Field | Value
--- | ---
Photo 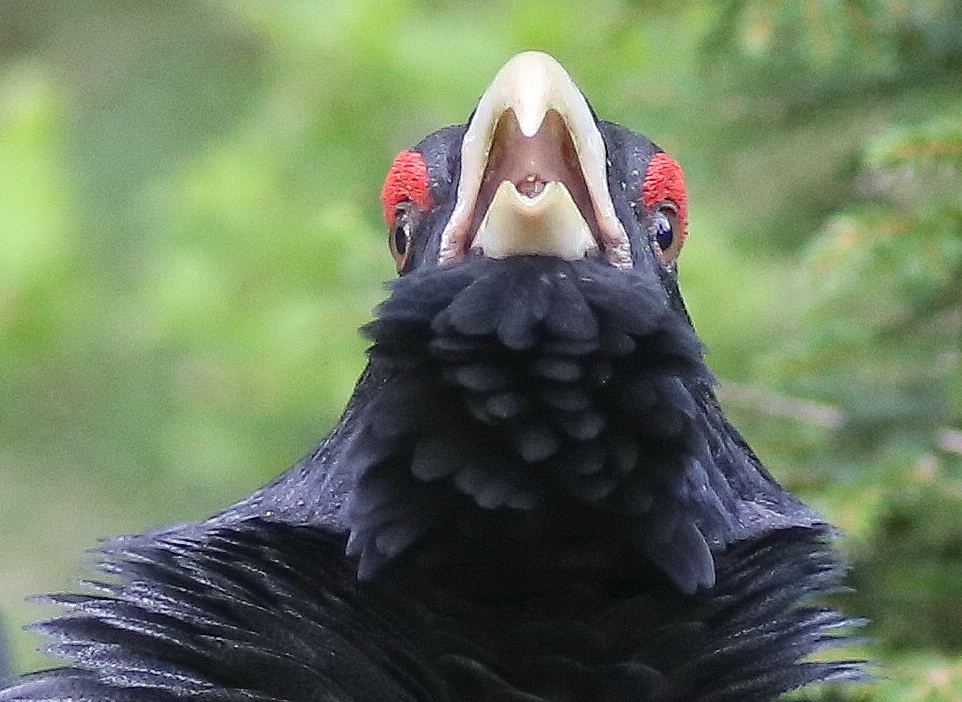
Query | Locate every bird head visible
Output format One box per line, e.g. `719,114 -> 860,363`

381,52 -> 686,298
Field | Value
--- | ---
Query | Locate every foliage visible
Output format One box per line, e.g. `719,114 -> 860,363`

0,1 -> 959,697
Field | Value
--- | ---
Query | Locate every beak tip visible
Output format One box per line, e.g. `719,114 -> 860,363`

495,52 -> 571,138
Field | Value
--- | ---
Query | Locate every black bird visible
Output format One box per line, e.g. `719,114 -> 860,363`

1,52 -> 861,702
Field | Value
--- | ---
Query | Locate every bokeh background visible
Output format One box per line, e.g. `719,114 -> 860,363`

1,1 -> 960,698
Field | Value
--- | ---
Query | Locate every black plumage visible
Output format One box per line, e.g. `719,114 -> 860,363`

4,524 -> 857,702
1,52 -> 863,702
348,255 -> 819,591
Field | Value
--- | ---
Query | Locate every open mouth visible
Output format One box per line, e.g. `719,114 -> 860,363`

438,52 -> 632,269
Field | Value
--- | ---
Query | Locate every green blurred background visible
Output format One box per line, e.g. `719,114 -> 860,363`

1,1 -> 960,698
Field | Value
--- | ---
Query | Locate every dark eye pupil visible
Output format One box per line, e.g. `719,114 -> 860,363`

393,221 -> 408,256
654,210 -> 674,251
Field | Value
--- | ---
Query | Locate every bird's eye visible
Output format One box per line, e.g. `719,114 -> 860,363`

651,203 -> 683,263
390,203 -> 414,271
640,153 -> 688,266
381,149 -> 433,274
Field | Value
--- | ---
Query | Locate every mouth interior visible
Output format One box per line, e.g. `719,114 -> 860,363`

467,109 -> 601,251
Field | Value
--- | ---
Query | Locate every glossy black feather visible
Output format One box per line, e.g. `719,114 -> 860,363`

0,521 -> 861,702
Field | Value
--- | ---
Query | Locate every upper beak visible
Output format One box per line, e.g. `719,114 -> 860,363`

438,51 -> 631,269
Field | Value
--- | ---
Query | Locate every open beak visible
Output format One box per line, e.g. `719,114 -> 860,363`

438,52 -> 631,269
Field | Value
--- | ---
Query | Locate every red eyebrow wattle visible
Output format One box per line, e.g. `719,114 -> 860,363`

641,152 -> 688,237
381,150 -> 433,227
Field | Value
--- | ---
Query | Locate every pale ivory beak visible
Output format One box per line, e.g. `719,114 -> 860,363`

438,51 -> 631,268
